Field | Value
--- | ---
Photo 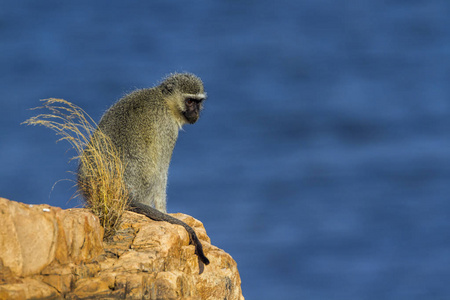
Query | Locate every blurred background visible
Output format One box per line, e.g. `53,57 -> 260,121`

1,1 -> 449,299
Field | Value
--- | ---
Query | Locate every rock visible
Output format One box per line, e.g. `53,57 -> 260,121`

0,198 -> 244,299
0,198 -> 103,277
0,278 -> 58,299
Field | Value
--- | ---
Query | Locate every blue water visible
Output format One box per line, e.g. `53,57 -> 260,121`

1,1 -> 449,299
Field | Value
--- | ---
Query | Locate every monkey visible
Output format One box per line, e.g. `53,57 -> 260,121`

77,73 -> 209,265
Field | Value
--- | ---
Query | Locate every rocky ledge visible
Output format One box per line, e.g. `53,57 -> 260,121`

0,197 -> 244,299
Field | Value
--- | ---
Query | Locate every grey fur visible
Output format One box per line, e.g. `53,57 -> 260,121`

96,73 -> 205,212
77,73 -> 209,265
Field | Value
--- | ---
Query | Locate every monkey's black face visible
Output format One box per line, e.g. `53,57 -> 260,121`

183,98 -> 203,124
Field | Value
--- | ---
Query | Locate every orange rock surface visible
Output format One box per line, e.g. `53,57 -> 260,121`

0,198 -> 244,300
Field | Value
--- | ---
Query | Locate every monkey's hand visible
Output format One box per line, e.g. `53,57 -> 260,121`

128,199 -> 210,265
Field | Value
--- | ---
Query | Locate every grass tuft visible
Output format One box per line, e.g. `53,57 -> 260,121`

23,98 -> 129,238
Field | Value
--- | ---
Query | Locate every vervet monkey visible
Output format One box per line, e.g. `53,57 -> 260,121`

77,73 -> 209,265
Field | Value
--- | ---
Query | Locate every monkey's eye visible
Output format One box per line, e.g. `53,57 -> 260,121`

186,98 -> 195,105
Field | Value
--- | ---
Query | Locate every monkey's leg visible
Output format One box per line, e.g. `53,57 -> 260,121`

125,167 -> 168,213
128,199 -> 210,265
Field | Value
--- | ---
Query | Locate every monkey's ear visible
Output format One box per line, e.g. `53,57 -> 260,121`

161,82 -> 174,95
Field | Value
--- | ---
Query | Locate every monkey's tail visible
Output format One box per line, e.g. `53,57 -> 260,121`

128,200 -> 210,265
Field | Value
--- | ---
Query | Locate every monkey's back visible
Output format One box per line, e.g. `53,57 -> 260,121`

98,88 -> 178,157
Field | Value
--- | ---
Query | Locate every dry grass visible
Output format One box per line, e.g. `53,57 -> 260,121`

23,98 -> 129,238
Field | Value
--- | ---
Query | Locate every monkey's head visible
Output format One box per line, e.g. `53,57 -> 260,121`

160,73 -> 206,125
